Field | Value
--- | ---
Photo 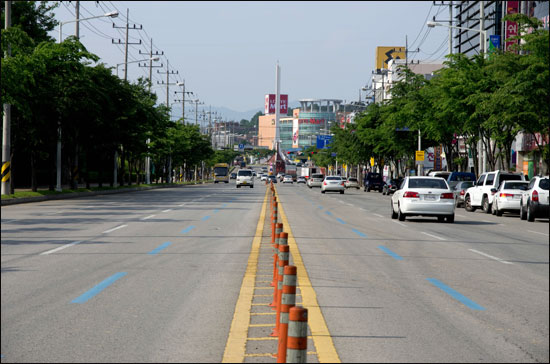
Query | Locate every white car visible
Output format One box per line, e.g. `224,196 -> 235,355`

345,177 -> 360,189
391,176 -> 455,222
260,174 -> 267,181
236,169 -> 254,188
283,175 -> 293,183
321,176 -> 345,194
307,173 -> 325,188
297,176 -> 306,184
520,176 -> 549,222
491,181 -> 529,216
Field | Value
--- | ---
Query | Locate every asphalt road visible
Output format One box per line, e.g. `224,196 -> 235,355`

1,177 -> 548,362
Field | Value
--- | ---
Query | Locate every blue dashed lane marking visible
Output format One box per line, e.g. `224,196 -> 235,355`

352,229 -> 367,238
378,245 -> 403,260
426,278 -> 486,310
71,272 -> 127,304
325,211 -> 333,216
148,242 -> 172,255
202,215 -> 211,221
336,218 -> 346,224
181,225 -> 195,234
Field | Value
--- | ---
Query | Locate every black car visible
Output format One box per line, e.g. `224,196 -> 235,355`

364,172 -> 384,192
382,178 -> 403,195
230,172 -> 237,179
268,175 -> 277,183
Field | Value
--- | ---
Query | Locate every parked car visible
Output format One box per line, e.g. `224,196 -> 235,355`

464,170 -> 525,213
382,177 -> 404,195
307,173 -> 325,188
447,172 -> 476,189
364,172 -> 384,192
236,169 -> 254,188
321,176 -> 345,194
491,181 -> 529,216
452,181 -> 475,207
520,176 -> 549,222
230,172 -> 237,179
297,176 -> 306,184
345,177 -> 360,189
283,175 -> 293,183
391,177 -> 455,222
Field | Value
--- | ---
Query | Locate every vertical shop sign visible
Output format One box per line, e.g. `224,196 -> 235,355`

505,1 -> 519,52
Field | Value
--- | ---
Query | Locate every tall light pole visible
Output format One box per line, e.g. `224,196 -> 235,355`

427,19 -> 488,174
55,11 -> 118,192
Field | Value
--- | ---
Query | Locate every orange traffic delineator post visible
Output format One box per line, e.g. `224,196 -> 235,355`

277,265 -> 297,363
270,232 -> 280,287
286,306 -> 308,363
270,231 -> 287,308
271,244 -> 289,336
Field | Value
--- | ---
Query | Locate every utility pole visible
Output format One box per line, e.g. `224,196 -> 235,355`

139,39 -> 163,91
433,1 -> 453,55
174,82 -> 193,124
2,0 -> 12,195
75,0 -> 80,38
157,59 -> 178,108
111,9 -> 141,187
480,0 -> 486,174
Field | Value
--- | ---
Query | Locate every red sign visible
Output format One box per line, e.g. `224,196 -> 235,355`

264,94 -> 288,114
505,1 -> 519,52
298,118 -> 325,125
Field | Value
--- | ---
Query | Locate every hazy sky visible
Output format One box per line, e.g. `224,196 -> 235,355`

52,1 -> 452,114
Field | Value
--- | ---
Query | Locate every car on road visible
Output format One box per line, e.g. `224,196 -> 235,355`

297,176 -> 306,184
391,176 -> 455,222
268,175 -> 277,183
345,177 -> 360,189
520,176 -> 549,222
382,177 -> 403,195
259,174 -> 267,181
464,170 -> 525,213
321,176 -> 345,194
452,181 -> 475,208
230,172 -> 237,179
491,181 -> 529,216
364,172 -> 384,192
428,171 -> 452,180
236,169 -> 254,188
447,172 -> 476,188
307,173 -> 325,188
283,175 -> 293,183
277,172 -> 285,181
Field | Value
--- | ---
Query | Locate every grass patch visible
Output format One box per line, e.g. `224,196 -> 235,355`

1,180 -> 215,200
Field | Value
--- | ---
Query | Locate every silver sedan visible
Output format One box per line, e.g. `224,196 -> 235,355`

321,176 -> 345,194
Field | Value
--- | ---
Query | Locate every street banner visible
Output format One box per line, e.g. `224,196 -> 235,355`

505,1 -> 519,52
264,94 -> 288,114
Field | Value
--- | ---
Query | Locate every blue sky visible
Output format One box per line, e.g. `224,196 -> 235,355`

51,1 -> 452,117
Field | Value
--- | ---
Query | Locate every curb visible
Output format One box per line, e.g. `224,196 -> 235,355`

1,182 -> 210,206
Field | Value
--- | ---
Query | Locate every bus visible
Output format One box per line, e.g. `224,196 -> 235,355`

213,163 -> 230,183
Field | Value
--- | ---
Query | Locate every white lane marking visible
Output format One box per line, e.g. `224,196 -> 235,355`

40,241 -> 82,255
392,220 -> 407,228
178,203 -> 186,207
360,207 -> 366,211
481,220 -> 492,223
338,200 -> 345,204
162,209 -> 173,213
2,219 -> 16,224
528,230 -> 548,237
373,213 -> 384,218
102,225 -> 128,234
468,249 -> 513,264
456,214 -> 467,218
421,232 -> 446,241
82,206 -> 94,209
141,215 -> 156,220
346,203 -> 353,206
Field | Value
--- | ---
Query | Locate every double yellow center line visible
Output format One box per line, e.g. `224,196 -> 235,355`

222,187 -> 340,362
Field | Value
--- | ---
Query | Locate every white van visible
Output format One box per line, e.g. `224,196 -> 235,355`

236,169 -> 254,188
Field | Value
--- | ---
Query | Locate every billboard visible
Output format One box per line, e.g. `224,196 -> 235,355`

264,94 -> 289,114
292,119 -> 299,148
316,135 -> 333,149
505,1 -> 519,52
375,46 -> 406,70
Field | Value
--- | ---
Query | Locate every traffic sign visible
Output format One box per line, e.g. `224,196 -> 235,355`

370,157 -> 374,167
415,151 -> 425,162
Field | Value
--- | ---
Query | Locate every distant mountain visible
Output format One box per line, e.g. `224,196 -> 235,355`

171,100 -> 301,122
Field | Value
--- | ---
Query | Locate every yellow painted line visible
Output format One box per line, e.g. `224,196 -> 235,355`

249,323 -> 275,327
222,188 -> 269,363
275,187 -> 341,363
251,312 -> 276,315
247,337 -> 278,341
251,303 -> 271,306
254,287 -> 274,290
256,280 -> 273,283
253,294 -> 273,297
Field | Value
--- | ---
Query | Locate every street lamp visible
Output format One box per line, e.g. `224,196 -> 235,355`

426,21 -> 488,56
55,10 -> 119,192
117,57 -> 159,78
